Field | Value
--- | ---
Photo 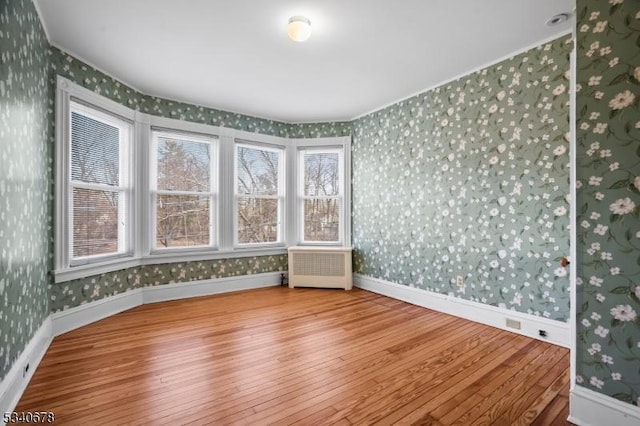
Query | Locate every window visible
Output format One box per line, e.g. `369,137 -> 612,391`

151,130 -> 217,250
55,77 -> 350,282
235,142 -> 285,246
68,101 -> 132,264
299,148 -> 343,243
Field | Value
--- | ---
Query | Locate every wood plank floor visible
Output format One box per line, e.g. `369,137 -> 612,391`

17,287 -> 572,425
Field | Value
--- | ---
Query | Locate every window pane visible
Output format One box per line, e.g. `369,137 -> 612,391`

71,111 -> 120,186
304,198 -> 340,242
237,146 -> 280,196
237,197 -> 278,244
304,152 -> 339,196
72,188 -> 119,258
157,137 -> 210,192
156,195 -> 210,248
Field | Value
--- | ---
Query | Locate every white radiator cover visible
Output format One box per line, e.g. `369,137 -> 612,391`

288,246 -> 353,290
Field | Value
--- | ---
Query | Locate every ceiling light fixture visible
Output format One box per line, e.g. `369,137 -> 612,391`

287,16 -> 311,42
546,13 -> 570,26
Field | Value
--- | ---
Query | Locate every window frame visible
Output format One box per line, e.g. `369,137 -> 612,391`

67,101 -> 134,265
291,137 -> 351,247
233,140 -> 286,248
55,77 -> 138,278
150,129 -> 219,253
297,147 -> 345,245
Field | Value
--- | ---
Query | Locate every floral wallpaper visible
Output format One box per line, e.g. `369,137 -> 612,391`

575,0 -> 640,408
0,0 -> 51,382
288,122 -> 352,138
50,255 -> 287,312
50,48 -> 353,140
352,36 -> 573,322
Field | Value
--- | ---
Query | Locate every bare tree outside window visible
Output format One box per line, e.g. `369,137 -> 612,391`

302,151 -> 341,242
155,136 -> 213,248
236,145 -> 281,244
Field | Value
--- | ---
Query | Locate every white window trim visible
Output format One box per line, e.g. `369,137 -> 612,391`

233,141 -> 287,248
150,129 -> 219,253
54,76 -> 351,283
55,77 -> 137,278
291,137 -> 351,247
297,147 -> 345,245
67,101 -> 134,265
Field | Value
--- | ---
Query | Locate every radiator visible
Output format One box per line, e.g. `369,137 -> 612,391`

288,246 -> 353,290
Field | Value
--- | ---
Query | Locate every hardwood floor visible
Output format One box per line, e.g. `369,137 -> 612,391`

17,286 -> 571,425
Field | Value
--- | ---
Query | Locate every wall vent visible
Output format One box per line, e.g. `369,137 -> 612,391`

288,247 -> 352,290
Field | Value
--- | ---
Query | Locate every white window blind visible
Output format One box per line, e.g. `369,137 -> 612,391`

69,101 -> 131,261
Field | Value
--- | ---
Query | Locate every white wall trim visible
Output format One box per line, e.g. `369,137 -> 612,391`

354,273 -> 570,348
51,288 -> 144,336
142,271 -> 282,304
569,385 -> 640,426
569,32 -> 578,387
0,318 -> 53,418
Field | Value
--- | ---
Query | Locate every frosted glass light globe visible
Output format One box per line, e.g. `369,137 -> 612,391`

288,16 -> 311,42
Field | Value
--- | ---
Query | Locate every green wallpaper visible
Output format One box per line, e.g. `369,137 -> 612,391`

288,122 -> 352,138
352,36 -> 573,321
50,256 -> 287,312
575,0 -> 640,407
0,0 -> 51,381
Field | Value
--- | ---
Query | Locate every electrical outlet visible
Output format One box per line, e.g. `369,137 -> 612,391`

506,318 -> 521,330
455,275 -> 464,288
280,272 -> 289,286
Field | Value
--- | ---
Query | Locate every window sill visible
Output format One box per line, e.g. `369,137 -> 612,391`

140,247 -> 287,264
54,257 -> 141,283
53,247 -> 288,284
296,241 -> 345,247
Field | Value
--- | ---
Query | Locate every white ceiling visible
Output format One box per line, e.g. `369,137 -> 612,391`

35,0 -> 574,123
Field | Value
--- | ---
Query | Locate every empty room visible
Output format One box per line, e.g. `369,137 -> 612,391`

1,0 -> 639,424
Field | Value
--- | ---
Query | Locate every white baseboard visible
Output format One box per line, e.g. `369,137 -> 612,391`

142,272 -> 282,304
569,385 -> 640,426
51,272 -> 281,336
51,288 -> 144,336
354,273 -> 570,348
0,318 -> 53,418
